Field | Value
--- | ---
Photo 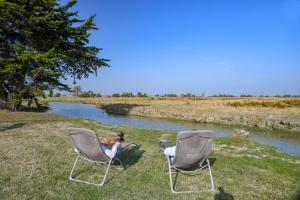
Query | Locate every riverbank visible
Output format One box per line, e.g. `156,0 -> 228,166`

0,111 -> 299,199
43,96 -> 300,133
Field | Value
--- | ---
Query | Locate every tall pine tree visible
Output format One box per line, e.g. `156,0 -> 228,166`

0,0 -> 109,111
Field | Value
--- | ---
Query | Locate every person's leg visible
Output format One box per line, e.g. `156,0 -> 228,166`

100,143 -> 120,158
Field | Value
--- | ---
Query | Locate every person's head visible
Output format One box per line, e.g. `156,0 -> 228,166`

117,132 -> 125,142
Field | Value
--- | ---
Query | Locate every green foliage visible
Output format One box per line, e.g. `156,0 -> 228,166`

180,92 -> 195,97
120,92 -> 135,97
0,0 -> 109,111
162,93 -> 178,97
72,86 -> 82,96
259,95 -> 269,97
136,92 -> 148,97
212,94 -> 235,97
112,93 -> 120,97
34,90 -> 46,98
79,90 -> 98,97
275,94 -> 300,97
48,89 -> 53,97
240,94 -> 254,97
54,93 -> 61,97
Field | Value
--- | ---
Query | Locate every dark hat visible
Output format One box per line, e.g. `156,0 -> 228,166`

117,131 -> 125,141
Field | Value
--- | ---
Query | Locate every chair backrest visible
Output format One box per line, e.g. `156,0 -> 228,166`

172,130 -> 213,168
68,128 -> 110,162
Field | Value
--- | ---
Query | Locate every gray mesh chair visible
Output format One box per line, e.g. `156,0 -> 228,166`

68,128 -> 124,186
162,130 -> 214,194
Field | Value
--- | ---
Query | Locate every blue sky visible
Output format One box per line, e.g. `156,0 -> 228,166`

64,0 -> 300,95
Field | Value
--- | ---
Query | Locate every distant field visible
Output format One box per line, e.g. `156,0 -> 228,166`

43,96 -> 300,132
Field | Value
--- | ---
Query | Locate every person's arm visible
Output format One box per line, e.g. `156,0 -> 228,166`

100,137 -> 120,146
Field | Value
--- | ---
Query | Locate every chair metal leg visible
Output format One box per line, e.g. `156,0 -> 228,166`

166,156 -> 215,194
99,159 -> 112,186
207,159 -> 215,191
69,153 -> 79,180
69,153 -> 113,186
166,156 -> 176,193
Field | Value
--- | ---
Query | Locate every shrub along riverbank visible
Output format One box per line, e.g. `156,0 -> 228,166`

0,111 -> 299,199
43,96 -> 300,133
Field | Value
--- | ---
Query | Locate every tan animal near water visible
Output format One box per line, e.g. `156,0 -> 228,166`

233,129 -> 250,137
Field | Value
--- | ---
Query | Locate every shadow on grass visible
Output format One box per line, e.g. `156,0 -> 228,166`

103,144 -> 144,184
214,187 -> 234,200
20,105 -> 49,112
0,123 -> 26,131
0,103 -> 49,113
294,188 -> 300,200
120,144 -> 144,169
71,165 -> 94,178
209,158 -> 216,167
101,104 -> 145,115
173,158 -> 217,173
171,158 -> 217,191
0,120 -> 66,132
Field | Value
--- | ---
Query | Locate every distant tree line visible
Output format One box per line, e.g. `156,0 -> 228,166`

162,93 -> 178,97
59,87 -> 300,98
79,91 -> 102,97
108,93 -> 300,98
111,92 -> 148,97
71,86 -> 101,97
211,94 -> 235,97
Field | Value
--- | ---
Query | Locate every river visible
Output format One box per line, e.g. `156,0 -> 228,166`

47,102 -> 300,156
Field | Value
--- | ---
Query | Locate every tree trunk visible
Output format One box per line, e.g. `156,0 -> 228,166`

11,71 -> 25,112
12,101 -> 21,112
11,90 -> 23,112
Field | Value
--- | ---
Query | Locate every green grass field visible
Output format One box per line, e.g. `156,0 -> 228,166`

0,111 -> 299,199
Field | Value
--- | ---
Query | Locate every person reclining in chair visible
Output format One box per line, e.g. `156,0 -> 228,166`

100,132 -> 125,158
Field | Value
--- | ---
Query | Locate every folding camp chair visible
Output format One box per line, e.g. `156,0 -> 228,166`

68,128 -> 126,186
160,130 -> 214,194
